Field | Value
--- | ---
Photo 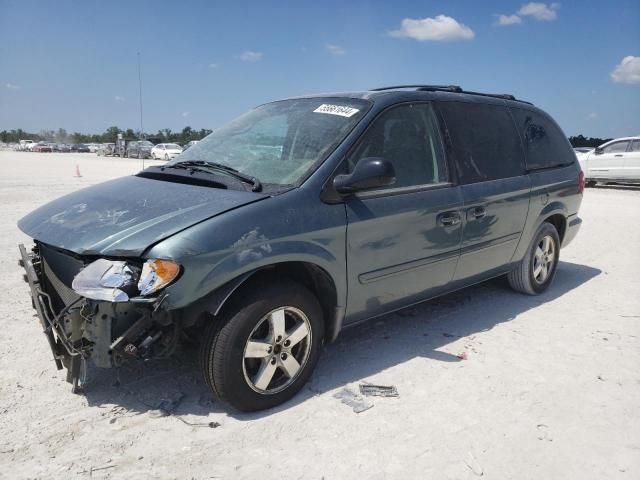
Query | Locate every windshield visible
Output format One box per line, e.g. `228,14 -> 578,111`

171,97 -> 370,186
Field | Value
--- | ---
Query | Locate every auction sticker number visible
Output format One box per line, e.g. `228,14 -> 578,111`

313,104 -> 360,118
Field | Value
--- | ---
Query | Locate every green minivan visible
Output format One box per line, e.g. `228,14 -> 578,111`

18,85 -> 583,411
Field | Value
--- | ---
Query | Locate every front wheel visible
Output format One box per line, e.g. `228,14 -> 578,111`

199,281 -> 324,411
508,222 -> 560,295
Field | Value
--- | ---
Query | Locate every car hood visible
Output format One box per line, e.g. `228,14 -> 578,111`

18,175 -> 268,257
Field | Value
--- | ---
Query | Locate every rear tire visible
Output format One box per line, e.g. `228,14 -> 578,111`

199,281 -> 324,412
508,222 -> 560,295
586,180 -> 597,187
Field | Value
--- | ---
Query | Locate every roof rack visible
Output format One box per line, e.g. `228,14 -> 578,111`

371,84 -> 462,92
369,85 -> 532,105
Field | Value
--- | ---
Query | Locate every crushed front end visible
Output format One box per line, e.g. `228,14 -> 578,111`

19,242 -> 181,392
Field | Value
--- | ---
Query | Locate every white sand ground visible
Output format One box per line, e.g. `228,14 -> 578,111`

0,151 -> 638,479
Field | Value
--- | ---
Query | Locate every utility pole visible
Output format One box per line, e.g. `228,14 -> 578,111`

137,52 -> 145,169
137,52 -> 144,138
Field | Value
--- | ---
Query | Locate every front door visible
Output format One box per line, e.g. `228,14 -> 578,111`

343,102 -> 463,322
589,140 -> 630,179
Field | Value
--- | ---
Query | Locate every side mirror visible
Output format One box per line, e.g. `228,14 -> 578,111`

333,157 -> 396,194
594,147 -> 603,155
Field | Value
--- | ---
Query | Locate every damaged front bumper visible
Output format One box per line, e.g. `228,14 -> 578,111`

18,243 -> 178,392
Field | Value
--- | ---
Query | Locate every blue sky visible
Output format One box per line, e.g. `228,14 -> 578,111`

1,0 -> 638,138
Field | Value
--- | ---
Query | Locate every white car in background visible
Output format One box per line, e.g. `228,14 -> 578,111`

573,147 -> 593,161
579,136 -> 640,186
151,143 -> 183,160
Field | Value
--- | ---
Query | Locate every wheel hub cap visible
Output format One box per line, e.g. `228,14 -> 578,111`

242,307 -> 312,394
533,234 -> 556,284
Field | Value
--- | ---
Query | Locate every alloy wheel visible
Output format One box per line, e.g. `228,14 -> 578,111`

242,307 -> 312,394
533,235 -> 555,284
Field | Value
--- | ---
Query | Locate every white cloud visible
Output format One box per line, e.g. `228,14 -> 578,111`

208,63 -> 220,69
325,44 -> 346,55
114,95 -> 125,102
610,55 -> 640,84
239,51 -> 262,62
587,112 -> 598,119
495,14 -> 522,26
181,111 -> 190,118
517,2 -> 559,21
5,83 -> 21,90
389,15 -> 475,41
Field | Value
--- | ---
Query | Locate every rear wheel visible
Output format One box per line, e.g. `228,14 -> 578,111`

199,281 -> 324,412
508,222 -> 560,295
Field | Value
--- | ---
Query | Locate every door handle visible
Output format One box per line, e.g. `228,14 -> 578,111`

437,211 -> 461,226
467,206 -> 486,220
614,154 -> 623,157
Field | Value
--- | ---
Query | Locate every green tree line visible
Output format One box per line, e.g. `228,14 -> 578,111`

0,126 -> 213,145
0,128 -> 614,149
568,135 -> 613,148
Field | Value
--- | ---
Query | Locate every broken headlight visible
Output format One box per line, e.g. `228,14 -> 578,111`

72,259 -> 138,302
72,258 -> 180,302
137,259 -> 180,296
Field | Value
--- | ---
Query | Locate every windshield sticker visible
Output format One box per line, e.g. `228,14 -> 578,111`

313,104 -> 360,118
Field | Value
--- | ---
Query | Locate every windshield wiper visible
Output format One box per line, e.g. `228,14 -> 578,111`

167,161 -> 262,192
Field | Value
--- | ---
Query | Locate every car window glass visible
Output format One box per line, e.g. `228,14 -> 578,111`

509,108 -> 574,170
348,103 -> 448,189
630,140 -> 640,152
176,98 -> 369,186
603,141 -> 629,153
439,102 -> 524,183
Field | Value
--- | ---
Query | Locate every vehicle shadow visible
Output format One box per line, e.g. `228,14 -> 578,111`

83,260 -> 600,420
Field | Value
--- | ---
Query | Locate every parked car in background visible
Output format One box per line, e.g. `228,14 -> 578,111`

578,136 -> 640,185
53,144 -> 71,152
87,143 -> 101,153
573,147 -> 593,163
126,140 -> 155,159
18,140 -> 35,151
96,143 -> 115,156
32,143 -> 52,152
183,140 -> 200,151
70,144 -> 90,153
151,143 -> 183,160
17,85 -> 583,411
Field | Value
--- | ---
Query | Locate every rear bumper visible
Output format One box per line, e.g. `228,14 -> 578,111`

562,214 -> 582,248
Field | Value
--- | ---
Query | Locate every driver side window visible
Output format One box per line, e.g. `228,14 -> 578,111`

348,103 -> 448,189
602,141 -> 629,153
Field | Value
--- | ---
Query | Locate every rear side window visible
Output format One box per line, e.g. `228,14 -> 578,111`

511,108 -> 575,170
438,102 -> 524,184
630,140 -> 640,152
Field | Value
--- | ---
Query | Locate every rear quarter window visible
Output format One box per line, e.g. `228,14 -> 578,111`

438,101 -> 524,184
510,108 -> 575,170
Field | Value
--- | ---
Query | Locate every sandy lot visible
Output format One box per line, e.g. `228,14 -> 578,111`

0,151 -> 638,479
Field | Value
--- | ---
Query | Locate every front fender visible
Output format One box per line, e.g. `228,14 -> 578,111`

161,239 -> 344,311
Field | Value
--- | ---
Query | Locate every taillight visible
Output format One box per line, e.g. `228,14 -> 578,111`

578,170 -> 585,194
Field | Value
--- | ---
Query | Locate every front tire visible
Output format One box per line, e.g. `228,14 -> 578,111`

508,222 -> 560,295
199,281 -> 324,412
